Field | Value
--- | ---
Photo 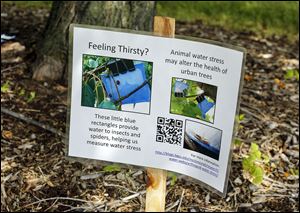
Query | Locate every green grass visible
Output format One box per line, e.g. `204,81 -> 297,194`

2,1 -> 52,9
157,1 -> 299,39
2,1 -> 299,39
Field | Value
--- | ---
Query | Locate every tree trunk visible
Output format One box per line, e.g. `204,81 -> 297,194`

32,1 -> 156,82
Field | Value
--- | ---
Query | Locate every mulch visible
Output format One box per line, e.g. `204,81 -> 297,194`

1,4 -> 299,212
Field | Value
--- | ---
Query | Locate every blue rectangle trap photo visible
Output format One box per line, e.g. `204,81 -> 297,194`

100,62 -> 151,104
82,55 -> 153,114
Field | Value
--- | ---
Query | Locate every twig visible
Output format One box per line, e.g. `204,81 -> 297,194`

166,200 -> 180,212
262,133 -> 282,145
103,182 -> 138,194
24,178 -> 175,211
80,173 -> 103,180
176,189 -> 185,212
184,94 -> 200,98
97,179 -> 175,210
85,71 -> 107,103
83,63 -> 107,77
1,183 -> 7,199
1,107 -> 65,137
1,63 -> 24,73
1,139 -> 10,144
44,199 -> 59,212
89,189 -> 148,210
23,197 -> 93,208
58,203 -> 91,212
122,190 -> 146,202
240,107 -> 262,121
264,176 -> 299,189
116,179 -> 175,204
132,170 -> 143,178
114,77 -> 152,105
240,103 -> 267,120
257,193 -> 296,198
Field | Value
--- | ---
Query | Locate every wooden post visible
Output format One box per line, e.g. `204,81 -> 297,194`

145,16 -> 175,212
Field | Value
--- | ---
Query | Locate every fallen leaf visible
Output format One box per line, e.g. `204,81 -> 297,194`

274,78 -> 285,89
244,74 -> 253,81
2,130 -> 13,139
284,172 -> 290,178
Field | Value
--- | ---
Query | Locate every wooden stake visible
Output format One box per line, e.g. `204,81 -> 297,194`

153,16 -> 175,37
145,16 -> 175,212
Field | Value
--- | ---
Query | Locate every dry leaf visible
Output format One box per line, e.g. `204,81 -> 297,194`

274,78 -> 285,89
2,130 -> 13,139
244,74 -> 253,81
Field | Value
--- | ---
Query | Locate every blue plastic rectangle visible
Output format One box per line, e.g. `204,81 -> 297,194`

100,63 -> 150,104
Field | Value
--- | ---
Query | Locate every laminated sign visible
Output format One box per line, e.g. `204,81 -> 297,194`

67,24 -> 246,196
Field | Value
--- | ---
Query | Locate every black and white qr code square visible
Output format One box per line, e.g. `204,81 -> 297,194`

156,117 -> 183,145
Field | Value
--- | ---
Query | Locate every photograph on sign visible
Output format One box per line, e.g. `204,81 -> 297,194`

68,24 -> 246,196
82,54 -> 153,114
184,119 -> 222,160
170,77 -> 217,123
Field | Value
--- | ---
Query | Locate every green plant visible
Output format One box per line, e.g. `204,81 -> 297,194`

234,114 -> 245,135
238,114 -> 245,121
242,143 -> 266,185
234,138 -> 243,147
27,91 -> 36,103
102,164 -> 121,173
290,168 -> 299,176
1,81 -> 11,93
167,172 -> 178,186
284,69 -> 299,81
18,88 -> 25,96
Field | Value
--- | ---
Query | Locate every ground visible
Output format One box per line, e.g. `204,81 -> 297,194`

1,4 -> 299,212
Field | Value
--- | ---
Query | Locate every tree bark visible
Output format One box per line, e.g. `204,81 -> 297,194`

32,1 -> 156,82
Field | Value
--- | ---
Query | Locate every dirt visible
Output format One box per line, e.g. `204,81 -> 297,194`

1,4 -> 299,212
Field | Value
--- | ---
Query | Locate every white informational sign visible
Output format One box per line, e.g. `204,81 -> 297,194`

67,24 -> 246,195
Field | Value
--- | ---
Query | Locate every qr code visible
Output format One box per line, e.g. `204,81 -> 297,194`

156,117 -> 183,145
